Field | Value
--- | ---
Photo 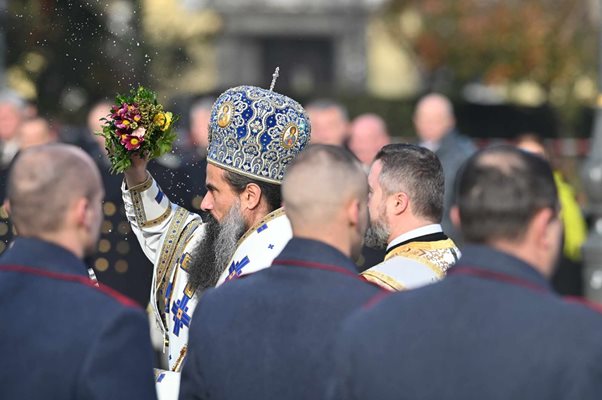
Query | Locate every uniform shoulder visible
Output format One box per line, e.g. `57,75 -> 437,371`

90,282 -> 141,309
0,263 -> 140,310
57,276 -> 144,325
561,296 -> 602,321
49,268 -> 141,310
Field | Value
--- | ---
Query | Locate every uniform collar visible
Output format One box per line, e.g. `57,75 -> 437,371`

387,224 -> 443,250
274,237 -> 358,275
453,244 -> 552,291
0,237 -> 89,278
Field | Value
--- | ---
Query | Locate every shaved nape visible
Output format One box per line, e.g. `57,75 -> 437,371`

282,145 -> 367,229
7,144 -> 101,236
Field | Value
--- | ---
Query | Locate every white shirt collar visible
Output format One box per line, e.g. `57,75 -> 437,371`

387,224 -> 443,250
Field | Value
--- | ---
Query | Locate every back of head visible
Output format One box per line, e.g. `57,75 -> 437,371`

456,145 -> 558,244
375,143 -> 444,223
283,144 -> 367,230
7,143 -> 102,237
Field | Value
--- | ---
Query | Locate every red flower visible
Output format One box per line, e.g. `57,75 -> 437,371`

120,134 -> 144,151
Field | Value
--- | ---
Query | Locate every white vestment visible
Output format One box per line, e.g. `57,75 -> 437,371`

122,174 -> 292,399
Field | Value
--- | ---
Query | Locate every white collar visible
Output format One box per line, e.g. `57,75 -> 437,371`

387,224 -> 443,250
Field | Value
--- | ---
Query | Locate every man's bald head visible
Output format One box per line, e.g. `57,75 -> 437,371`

282,144 -> 367,230
413,93 -> 455,143
349,114 -> 391,166
7,144 -> 103,236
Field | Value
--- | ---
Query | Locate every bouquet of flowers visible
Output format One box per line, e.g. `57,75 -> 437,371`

98,86 -> 178,173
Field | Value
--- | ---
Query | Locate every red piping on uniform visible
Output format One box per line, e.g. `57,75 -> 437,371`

449,266 -> 548,293
276,259 -> 360,278
0,264 -> 139,308
451,266 -> 602,314
276,259 -> 388,291
362,291 -> 391,309
562,295 -> 602,314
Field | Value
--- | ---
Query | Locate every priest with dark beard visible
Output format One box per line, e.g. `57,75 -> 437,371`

120,84 -> 311,399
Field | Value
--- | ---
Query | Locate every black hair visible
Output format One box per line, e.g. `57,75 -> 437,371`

375,143 -> 444,223
456,145 -> 559,243
224,170 -> 282,212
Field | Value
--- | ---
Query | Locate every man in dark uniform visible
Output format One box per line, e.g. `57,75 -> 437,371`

330,145 -> 602,400
0,144 -> 156,399
179,145 -> 386,400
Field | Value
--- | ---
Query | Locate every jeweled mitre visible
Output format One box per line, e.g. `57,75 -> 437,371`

207,86 -> 311,184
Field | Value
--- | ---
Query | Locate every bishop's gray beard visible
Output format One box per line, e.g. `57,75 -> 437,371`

187,203 -> 247,294
364,217 -> 390,250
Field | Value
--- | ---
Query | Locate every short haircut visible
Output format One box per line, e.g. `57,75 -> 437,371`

224,170 -> 282,212
7,144 -> 102,235
282,144 -> 367,227
456,145 -> 559,243
374,144 -> 444,222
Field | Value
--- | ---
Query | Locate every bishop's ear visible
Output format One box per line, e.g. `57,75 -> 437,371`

241,182 -> 263,211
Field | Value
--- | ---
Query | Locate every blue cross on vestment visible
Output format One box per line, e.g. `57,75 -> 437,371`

171,294 -> 191,337
164,282 -> 173,314
228,256 -> 250,278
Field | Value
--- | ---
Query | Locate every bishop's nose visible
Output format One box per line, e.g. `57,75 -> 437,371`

200,192 -> 213,212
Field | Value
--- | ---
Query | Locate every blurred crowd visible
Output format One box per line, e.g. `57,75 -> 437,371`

0,88 -> 587,304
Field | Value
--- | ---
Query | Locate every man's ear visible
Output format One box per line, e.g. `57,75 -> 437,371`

450,205 -> 461,230
241,183 -> 262,211
346,198 -> 360,227
390,192 -> 409,216
529,207 -> 560,250
71,197 -> 90,228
